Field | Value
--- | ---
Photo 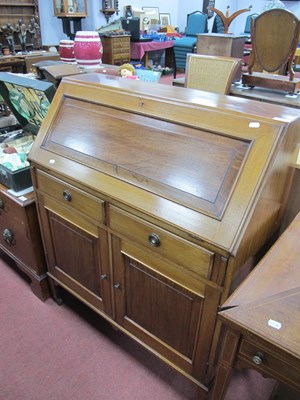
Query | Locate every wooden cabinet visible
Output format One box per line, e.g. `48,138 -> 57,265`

29,73 -> 300,398
110,205 -> 220,379
101,35 -> 130,66
34,170 -> 112,314
0,184 -> 48,300
0,1 -> 41,53
196,34 -> 247,81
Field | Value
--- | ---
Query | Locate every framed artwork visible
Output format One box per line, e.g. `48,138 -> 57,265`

142,7 -> 160,24
159,13 -> 171,26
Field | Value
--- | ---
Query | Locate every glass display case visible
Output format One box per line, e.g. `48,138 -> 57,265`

53,0 -> 87,18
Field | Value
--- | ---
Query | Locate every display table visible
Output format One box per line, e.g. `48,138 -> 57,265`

210,212 -> 300,400
130,40 -> 174,68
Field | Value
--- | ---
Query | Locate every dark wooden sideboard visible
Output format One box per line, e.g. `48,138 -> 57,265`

210,212 -> 300,400
28,75 -> 300,398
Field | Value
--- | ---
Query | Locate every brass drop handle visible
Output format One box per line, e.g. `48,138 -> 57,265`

3,228 -> 15,246
63,189 -> 72,201
148,233 -> 160,247
252,352 -> 264,365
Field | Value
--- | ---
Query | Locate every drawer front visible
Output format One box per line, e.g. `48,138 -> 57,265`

239,339 -> 300,387
112,38 -> 130,50
36,171 -> 105,223
0,194 -> 40,269
113,53 -> 130,61
109,206 -> 214,280
113,43 -> 130,51
115,47 -> 130,55
0,193 -> 27,240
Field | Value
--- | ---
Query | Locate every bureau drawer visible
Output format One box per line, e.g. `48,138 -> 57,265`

109,206 -> 214,280
35,171 -> 105,223
239,339 -> 300,388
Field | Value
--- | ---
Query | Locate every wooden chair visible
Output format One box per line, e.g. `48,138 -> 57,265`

242,9 -> 300,93
184,54 -> 242,95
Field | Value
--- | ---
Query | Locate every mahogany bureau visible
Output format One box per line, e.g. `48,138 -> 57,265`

28,74 -> 300,398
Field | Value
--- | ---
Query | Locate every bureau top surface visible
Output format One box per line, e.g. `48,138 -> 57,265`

28,73 -> 300,252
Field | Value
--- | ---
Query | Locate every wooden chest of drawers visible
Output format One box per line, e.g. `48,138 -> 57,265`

0,184 -> 48,300
29,73 -> 300,398
101,35 -> 130,66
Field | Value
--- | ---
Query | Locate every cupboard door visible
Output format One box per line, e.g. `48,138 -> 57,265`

112,235 -> 220,379
37,193 -> 112,316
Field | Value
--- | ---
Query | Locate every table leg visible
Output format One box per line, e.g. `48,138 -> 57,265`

209,327 -> 240,400
143,53 -> 149,68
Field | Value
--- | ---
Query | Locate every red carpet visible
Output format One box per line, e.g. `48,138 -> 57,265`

0,255 -> 276,400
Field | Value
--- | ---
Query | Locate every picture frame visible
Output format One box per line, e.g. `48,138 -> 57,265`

142,7 -> 160,24
159,13 -> 171,27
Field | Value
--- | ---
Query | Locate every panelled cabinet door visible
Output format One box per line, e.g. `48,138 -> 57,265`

37,192 -> 112,316
111,234 -> 221,380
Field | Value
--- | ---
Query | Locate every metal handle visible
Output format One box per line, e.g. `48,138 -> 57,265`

100,274 -> 107,280
63,189 -> 72,201
114,283 -> 121,289
148,233 -> 160,247
252,352 -> 264,365
3,228 -> 15,246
